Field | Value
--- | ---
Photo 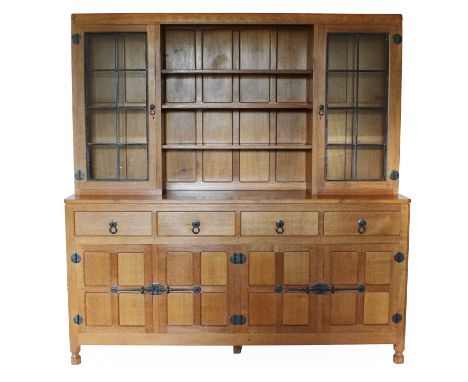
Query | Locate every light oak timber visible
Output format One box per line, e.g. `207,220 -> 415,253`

68,12 -> 408,365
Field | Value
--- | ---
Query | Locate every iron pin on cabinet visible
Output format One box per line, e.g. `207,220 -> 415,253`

66,13 -> 408,365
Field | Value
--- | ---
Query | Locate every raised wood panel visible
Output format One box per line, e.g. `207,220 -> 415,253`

158,211 -> 236,236
239,151 -> 270,182
201,293 -> 227,326
203,111 -> 232,143
276,151 -> 306,181
167,293 -> 194,326
282,294 -> 309,325
166,251 -> 193,285
75,212 -> 152,236
283,252 -> 310,284
240,29 -> 270,70
324,212 -> 401,236
117,252 -> 145,286
239,111 -> 270,144
201,252 -> 228,285
165,111 -> 196,144
202,151 -> 233,181
166,76 -> 196,103
363,292 -> 390,325
119,294 -> 146,326
165,150 -> 197,182
277,77 -> 307,103
365,252 -> 391,284
241,211 -> 318,236
85,293 -> 112,326
330,294 -> 357,325
277,29 -> 308,70
331,252 -> 359,284
249,293 -> 276,325
276,112 -> 307,144
249,252 -> 276,285
165,29 -> 196,69
84,251 -> 111,286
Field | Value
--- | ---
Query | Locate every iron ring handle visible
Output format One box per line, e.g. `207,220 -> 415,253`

276,219 -> 285,235
192,219 -> 200,234
358,218 -> 366,234
149,104 -> 156,116
109,219 -> 118,234
318,104 -> 325,116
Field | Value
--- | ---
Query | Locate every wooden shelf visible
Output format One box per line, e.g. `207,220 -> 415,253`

162,69 -> 313,75
162,144 -> 312,150
162,103 -> 312,110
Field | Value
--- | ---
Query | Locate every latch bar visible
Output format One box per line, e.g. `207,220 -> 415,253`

274,283 -> 365,295
110,283 -> 201,295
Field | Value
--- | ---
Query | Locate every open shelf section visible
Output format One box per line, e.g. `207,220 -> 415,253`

162,69 -> 313,75
162,144 -> 312,150
162,103 -> 312,110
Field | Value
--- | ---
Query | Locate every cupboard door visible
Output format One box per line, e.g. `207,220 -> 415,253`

156,246 -> 235,333
240,246 -> 318,333
72,245 -> 153,332
322,244 -> 404,332
316,25 -> 402,195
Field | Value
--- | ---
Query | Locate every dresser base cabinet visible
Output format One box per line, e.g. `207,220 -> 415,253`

65,198 -> 409,364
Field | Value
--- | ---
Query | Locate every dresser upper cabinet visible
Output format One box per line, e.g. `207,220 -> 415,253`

71,19 -> 402,196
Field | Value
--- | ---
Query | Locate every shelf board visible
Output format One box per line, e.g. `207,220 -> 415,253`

162,69 -> 313,75
162,103 -> 312,110
162,144 -> 312,150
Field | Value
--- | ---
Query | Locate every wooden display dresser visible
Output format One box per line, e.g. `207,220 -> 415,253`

66,13 -> 409,365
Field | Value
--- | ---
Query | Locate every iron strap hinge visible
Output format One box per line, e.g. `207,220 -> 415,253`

274,283 -> 365,295
110,283 -> 201,295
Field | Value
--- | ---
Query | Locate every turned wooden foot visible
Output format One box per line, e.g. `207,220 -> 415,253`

71,346 -> 81,365
233,345 -> 242,354
393,344 -> 404,364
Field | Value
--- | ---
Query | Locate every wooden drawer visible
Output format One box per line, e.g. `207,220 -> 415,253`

157,212 -> 235,236
74,212 -> 152,236
241,212 -> 319,236
324,212 -> 401,236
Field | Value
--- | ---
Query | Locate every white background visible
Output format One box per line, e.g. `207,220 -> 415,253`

0,0 -> 466,380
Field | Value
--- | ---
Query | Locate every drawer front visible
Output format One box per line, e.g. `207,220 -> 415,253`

74,212 -> 152,236
157,212 -> 235,236
241,212 -> 319,236
324,212 -> 401,236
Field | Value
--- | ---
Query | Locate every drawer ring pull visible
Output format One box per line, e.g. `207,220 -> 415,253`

358,218 -> 366,234
109,219 -> 118,234
276,219 -> 285,235
192,219 -> 201,234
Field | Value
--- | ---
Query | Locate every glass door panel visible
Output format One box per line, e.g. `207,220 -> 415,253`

325,33 -> 389,181
85,33 -> 148,181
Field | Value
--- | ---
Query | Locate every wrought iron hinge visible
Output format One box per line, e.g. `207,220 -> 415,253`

73,314 -> 84,325
392,313 -> 403,324
110,283 -> 201,295
72,34 -> 81,44
393,34 -> 402,44
70,253 -> 81,264
230,315 -> 246,325
394,252 -> 405,263
230,252 -> 247,264
389,170 -> 399,180
274,283 -> 365,295
74,169 -> 84,181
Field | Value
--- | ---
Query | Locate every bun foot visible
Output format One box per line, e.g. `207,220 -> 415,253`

71,353 -> 81,365
233,345 -> 242,354
393,344 -> 404,364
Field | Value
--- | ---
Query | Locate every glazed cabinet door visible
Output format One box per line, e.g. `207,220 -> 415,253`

315,24 -> 402,194
70,245 -> 154,332
240,245 -> 318,332
71,25 -> 159,195
322,244 -> 406,332
156,246 -> 236,333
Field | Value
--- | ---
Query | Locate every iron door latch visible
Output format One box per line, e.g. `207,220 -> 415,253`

110,283 -> 201,295
230,315 -> 246,325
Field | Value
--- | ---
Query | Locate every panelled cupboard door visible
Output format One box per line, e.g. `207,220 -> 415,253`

156,246 -> 236,333
240,246 -> 318,333
315,24 -> 402,195
71,24 -> 159,195
71,245 -> 153,333
322,244 -> 405,332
